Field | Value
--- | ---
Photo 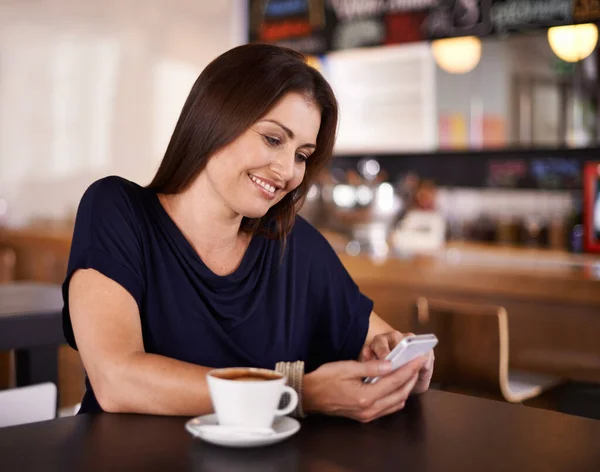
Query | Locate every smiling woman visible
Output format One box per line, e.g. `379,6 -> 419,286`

196,92 -> 321,220
148,44 -> 337,240
61,43 -> 433,422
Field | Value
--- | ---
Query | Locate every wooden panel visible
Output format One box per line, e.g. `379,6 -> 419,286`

0,355 -> 10,390
0,228 -> 71,283
0,247 -> 16,389
58,346 -> 85,408
414,298 -> 506,396
354,271 -> 600,384
340,250 -> 600,307
0,246 -> 16,283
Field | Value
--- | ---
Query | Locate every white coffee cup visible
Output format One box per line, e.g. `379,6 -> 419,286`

206,367 -> 298,429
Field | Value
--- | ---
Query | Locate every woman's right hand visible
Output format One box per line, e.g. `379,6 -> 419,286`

302,356 -> 428,423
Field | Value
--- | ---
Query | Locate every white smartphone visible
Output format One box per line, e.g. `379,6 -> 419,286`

363,334 -> 438,384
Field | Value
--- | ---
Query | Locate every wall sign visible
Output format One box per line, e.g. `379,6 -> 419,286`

249,1 -> 594,54
489,0 -> 572,34
249,0 -> 433,54
424,0 -> 494,39
249,0 -> 328,54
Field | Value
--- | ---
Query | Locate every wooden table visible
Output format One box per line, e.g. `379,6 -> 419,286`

1,390 -> 599,472
0,282 -> 65,407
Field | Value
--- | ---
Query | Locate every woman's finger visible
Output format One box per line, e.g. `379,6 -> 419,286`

360,373 -> 419,422
372,331 -> 411,359
371,335 -> 392,359
371,400 -> 407,421
390,331 -> 406,345
364,356 -> 427,400
373,371 -> 419,411
419,351 -> 434,376
412,351 -> 435,394
360,345 -> 376,362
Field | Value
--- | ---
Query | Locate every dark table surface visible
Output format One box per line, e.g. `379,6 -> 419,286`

1,389 -> 599,472
0,282 -> 65,351
0,282 -> 65,403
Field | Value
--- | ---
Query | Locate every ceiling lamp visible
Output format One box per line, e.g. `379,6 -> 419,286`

548,23 -> 598,63
305,55 -> 322,71
431,36 -> 482,74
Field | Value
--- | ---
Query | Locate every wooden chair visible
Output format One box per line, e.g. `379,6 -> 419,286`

413,297 -> 562,403
0,247 -> 16,390
0,246 -> 16,283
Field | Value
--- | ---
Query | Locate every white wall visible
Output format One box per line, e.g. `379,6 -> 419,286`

506,33 -> 562,147
0,0 -> 246,226
325,43 -> 437,155
434,32 -> 561,149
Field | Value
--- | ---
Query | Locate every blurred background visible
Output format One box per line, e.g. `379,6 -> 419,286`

1,1 -> 600,421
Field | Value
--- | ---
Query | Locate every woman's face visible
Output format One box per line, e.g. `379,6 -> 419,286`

201,92 -> 322,219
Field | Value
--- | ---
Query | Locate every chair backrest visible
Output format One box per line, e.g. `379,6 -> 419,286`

0,246 -> 16,283
0,247 -> 17,389
0,383 -> 57,428
413,297 -> 510,397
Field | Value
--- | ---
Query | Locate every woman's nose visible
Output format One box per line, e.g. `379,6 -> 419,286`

270,151 -> 295,182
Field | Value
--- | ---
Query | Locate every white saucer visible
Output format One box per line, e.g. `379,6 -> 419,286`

185,414 -> 301,448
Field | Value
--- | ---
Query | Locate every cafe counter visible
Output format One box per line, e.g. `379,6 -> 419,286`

322,230 -> 600,384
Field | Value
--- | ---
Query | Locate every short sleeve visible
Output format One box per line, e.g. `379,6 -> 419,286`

297,219 -> 373,371
62,176 -> 145,350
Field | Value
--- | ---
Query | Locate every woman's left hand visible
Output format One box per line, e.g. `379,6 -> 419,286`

359,331 -> 434,395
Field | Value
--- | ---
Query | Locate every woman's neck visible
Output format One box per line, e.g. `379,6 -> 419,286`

158,184 -> 245,255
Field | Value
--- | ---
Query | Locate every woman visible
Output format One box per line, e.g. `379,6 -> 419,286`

62,44 -> 434,422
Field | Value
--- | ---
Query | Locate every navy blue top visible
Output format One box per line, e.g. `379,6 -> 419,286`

62,176 -> 373,414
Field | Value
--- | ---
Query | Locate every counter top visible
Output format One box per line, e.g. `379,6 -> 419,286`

319,230 -> 600,306
3,224 -> 600,305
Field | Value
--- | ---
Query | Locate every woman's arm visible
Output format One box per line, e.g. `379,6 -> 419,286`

364,311 -> 396,345
70,268 -> 431,419
70,269 -> 213,416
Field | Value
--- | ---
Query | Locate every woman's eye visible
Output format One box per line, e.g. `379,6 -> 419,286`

295,153 -> 308,163
264,136 -> 281,146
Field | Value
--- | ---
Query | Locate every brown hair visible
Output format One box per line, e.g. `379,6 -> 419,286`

148,43 -> 338,241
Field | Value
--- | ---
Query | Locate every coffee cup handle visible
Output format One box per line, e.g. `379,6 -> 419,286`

275,386 -> 298,417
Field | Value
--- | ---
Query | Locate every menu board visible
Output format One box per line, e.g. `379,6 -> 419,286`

249,0 -> 586,54
323,43 -> 437,153
249,0 -> 329,55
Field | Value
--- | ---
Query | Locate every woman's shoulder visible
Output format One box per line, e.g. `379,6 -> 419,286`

79,176 -> 147,216
84,175 -> 143,201
291,215 -> 324,240
289,216 -> 335,254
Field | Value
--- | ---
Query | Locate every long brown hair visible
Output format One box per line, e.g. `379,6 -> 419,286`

148,43 -> 338,241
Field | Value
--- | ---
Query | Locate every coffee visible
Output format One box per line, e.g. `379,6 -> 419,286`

210,368 -> 282,382
230,375 -> 271,382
